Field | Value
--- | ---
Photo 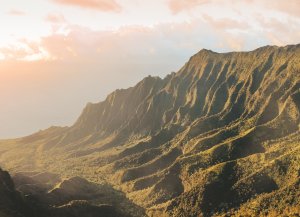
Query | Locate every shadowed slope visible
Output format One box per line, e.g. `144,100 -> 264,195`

0,168 -> 143,217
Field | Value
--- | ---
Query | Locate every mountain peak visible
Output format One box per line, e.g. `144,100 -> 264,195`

195,48 -> 217,56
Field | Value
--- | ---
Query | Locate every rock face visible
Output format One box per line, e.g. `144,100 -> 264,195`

0,44 -> 300,216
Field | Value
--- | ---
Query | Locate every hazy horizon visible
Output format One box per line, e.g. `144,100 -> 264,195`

0,0 -> 299,138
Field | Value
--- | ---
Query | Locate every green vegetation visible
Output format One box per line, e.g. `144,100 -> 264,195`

0,44 -> 299,216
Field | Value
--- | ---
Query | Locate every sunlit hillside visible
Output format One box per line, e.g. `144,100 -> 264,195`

0,44 -> 299,216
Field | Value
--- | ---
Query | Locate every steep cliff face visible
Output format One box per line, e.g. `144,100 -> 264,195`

0,44 -> 299,216
61,45 -> 299,144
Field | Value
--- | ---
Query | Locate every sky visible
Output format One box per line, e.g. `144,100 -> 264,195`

0,0 -> 299,138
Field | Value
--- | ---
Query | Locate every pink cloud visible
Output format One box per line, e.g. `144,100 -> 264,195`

0,40 -> 50,61
168,0 -> 211,14
0,17 -> 298,62
45,14 -> 66,23
51,0 -> 122,12
202,14 -> 250,30
168,0 -> 300,20
265,0 -> 300,18
8,9 -> 26,16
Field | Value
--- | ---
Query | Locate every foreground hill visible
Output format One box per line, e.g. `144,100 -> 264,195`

0,168 -> 142,217
0,44 -> 300,216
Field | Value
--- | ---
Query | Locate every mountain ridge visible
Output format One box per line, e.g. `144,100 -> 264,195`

0,43 -> 300,216
10,43 -> 300,142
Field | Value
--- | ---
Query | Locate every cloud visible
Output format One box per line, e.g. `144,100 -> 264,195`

51,0 -> 122,12
263,0 -> 300,18
168,0 -> 211,14
1,16 -> 298,63
167,0 -> 300,21
255,16 -> 300,46
45,14 -> 66,23
0,40 -> 50,61
202,14 -> 250,30
8,9 -> 26,16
